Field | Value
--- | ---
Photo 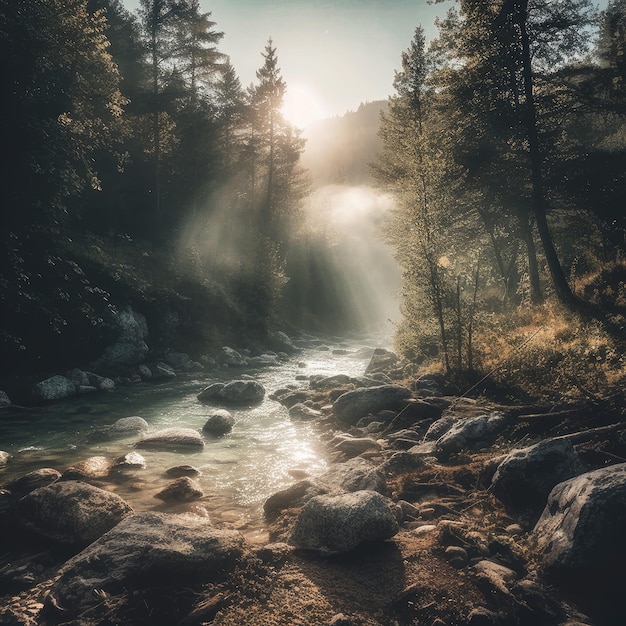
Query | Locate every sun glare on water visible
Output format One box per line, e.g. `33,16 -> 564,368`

281,82 -> 329,129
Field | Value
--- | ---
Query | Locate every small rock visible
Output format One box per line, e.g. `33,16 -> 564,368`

155,476 -> 204,502
203,409 -> 235,435
62,456 -> 111,481
505,524 -> 523,537
413,524 -> 437,536
0,450 -> 10,467
0,390 -> 11,408
329,614 -> 352,626
166,465 -> 202,478
444,545 -> 468,568
289,403 -> 322,420
6,468 -> 61,496
467,607 -> 500,626
110,452 -> 146,474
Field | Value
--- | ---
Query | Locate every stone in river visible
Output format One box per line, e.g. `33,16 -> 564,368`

166,465 -> 202,478
202,409 -> 235,435
136,428 -> 205,451
61,456 -> 111,481
155,476 -> 204,502
6,468 -> 62,496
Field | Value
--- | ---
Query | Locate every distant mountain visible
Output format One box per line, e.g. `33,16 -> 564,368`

301,100 -> 388,187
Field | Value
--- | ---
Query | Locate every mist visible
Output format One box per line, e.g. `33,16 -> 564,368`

283,184 -> 401,336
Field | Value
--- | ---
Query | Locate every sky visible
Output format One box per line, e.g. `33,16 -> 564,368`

122,1 -> 609,128
122,0 -> 446,127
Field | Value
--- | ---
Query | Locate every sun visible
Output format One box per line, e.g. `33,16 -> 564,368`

281,83 -> 329,129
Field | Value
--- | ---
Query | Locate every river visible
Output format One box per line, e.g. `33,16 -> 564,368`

0,334 -> 390,542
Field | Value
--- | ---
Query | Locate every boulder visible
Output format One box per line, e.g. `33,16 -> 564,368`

31,375 -> 76,402
198,379 -> 265,406
46,512 -> 245,615
136,428 -> 205,451
269,330 -> 299,353
288,403 -> 322,420
435,413 -> 509,459
6,468 -> 61,496
364,348 -> 399,374
203,409 -> 235,435
289,490 -> 399,554
15,481 -> 132,546
61,456 -> 111,481
155,476 -> 204,502
93,415 -> 150,440
0,390 -> 11,408
317,457 -> 387,494
332,385 -> 413,426
424,415 -> 456,441
0,450 -> 10,467
220,379 -> 265,405
219,346 -> 248,367
491,438 -> 583,514
532,463 -> 626,574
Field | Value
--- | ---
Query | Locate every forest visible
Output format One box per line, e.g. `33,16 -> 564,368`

1,0 -> 626,401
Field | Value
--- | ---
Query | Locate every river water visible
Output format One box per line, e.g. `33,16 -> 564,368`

0,334 -> 390,542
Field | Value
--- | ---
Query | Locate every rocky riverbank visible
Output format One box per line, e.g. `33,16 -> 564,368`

1,345 -> 626,626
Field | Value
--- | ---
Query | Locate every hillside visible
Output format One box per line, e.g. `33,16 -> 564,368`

302,101 -> 387,187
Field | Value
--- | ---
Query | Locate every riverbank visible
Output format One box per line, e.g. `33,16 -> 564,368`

1,343 -> 625,626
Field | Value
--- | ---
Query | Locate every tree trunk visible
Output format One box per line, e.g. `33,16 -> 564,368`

517,3 -> 576,307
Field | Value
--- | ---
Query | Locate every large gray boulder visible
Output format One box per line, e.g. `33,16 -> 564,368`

15,481 -> 132,546
197,379 -> 265,406
31,375 -> 76,402
289,490 -> 399,554
136,428 -> 205,451
491,438 -> 583,514
532,463 -> 626,574
332,385 -> 413,426
364,348 -> 399,374
46,512 -> 245,615
435,413 -> 509,459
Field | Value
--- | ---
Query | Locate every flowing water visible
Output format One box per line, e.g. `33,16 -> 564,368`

0,334 -> 390,542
